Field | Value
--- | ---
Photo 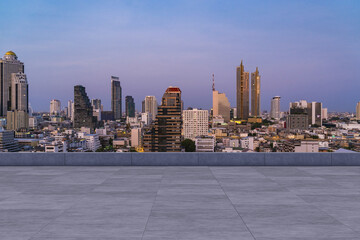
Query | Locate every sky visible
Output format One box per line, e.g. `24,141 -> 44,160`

0,0 -> 359,112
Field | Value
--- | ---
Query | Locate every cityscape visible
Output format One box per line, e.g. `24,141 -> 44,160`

1,50 -> 360,153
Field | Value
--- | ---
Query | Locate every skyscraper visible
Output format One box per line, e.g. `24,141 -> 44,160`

67,100 -> 73,119
236,61 -> 249,120
307,102 -> 322,126
125,96 -> 135,118
356,102 -> 360,120
91,99 -> 102,110
6,72 -> 29,131
50,99 -> 61,115
212,75 -> 230,122
182,109 -> 208,141
0,51 -> 24,117
143,87 -> 182,152
73,85 -> 96,129
143,96 -> 158,121
111,76 -> 122,120
251,67 -> 261,117
270,96 -> 281,119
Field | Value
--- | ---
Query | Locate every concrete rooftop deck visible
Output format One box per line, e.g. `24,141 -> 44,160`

1,166 -> 360,239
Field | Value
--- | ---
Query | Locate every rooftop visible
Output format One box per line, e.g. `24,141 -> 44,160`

1,166 -> 360,239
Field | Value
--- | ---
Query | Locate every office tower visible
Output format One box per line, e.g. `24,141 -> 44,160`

125,96 -> 135,118
270,96 -> 281,119
131,128 -> 142,148
236,61 -> 249,120
212,75 -> 230,122
6,72 -> 29,131
73,85 -> 96,129
0,129 -> 20,152
111,76 -> 122,120
251,67 -> 261,117
307,102 -> 322,126
0,51 -> 24,117
50,99 -> 61,115
67,100 -> 73,119
142,100 -> 145,113
143,87 -> 182,152
322,108 -> 328,120
143,96 -> 158,121
182,108 -> 209,141
357,102 -> 360,120
91,99 -> 102,110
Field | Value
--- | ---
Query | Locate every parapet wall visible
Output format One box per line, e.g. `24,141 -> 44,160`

0,152 -> 359,166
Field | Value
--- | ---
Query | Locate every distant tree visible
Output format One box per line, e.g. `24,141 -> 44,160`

181,139 -> 196,152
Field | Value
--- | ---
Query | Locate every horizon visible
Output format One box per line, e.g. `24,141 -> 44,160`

1,0 -> 359,112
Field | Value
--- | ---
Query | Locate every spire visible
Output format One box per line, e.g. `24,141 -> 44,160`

256,66 -> 259,74
212,73 -> 215,91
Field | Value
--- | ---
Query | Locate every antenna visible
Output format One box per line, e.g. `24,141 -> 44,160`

212,73 -> 215,91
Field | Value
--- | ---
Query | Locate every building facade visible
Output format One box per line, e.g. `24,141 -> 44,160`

212,76 -> 230,122
182,109 -> 208,141
251,67 -> 261,117
236,61 -> 249,120
111,76 -> 122,120
357,102 -> 360,120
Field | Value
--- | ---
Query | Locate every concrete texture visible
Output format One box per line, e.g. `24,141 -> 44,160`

0,152 -> 360,166
0,166 -> 360,239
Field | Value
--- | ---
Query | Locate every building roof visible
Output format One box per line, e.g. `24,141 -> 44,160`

5,51 -> 16,56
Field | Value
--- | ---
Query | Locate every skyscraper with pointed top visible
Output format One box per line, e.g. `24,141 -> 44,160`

251,67 -> 261,117
236,61 -> 249,120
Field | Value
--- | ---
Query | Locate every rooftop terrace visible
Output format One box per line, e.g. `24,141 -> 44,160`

1,166 -> 360,239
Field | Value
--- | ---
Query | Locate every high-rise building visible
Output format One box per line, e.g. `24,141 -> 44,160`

212,74 -> 230,122
236,61 -> 249,120
131,128 -> 142,148
251,67 -> 261,117
270,96 -> 281,119
287,101 -> 309,130
307,102 -> 322,126
0,129 -> 20,152
73,85 -> 96,129
182,109 -> 208,141
143,87 -> 182,152
143,96 -> 158,121
356,102 -> 360,120
125,96 -> 135,118
111,76 -> 122,120
0,51 -> 24,117
50,99 -> 61,115
67,100 -> 73,119
322,108 -> 328,120
7,72 -> 29,131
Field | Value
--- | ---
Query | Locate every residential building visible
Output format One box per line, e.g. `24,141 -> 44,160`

131,128 -> 142,147
182,108 -> 208,141
236,61 -> 249,120
0,129 -> 20,152
143,96 -> 158,121
271,96 -> 281,119
50,99 -> 61,115
195,135 -> 215,152
251,67 -> 261,117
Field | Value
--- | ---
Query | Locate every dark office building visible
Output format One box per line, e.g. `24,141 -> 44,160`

143,87 -> 182,152
125,96 -> 135,118
73,85 -> 96,129
111,76 -> 122,120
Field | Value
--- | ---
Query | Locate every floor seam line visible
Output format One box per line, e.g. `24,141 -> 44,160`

209,167 -> 257,240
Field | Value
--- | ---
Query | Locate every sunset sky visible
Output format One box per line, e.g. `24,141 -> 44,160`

1,0 -> 359,112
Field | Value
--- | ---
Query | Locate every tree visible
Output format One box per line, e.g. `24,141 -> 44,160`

181,139 -> 196,152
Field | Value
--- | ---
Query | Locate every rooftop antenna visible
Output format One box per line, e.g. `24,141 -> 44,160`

212,73 -> 215,91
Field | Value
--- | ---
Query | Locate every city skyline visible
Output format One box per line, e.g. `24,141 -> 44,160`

0,1 -> 359,112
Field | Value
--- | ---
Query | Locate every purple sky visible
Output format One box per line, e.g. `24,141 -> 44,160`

0,0 -> 359,112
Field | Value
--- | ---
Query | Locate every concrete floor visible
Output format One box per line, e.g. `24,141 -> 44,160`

1,167 -> 360,239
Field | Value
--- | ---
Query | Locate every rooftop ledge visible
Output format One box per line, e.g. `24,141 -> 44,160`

0,152 -> 359,166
